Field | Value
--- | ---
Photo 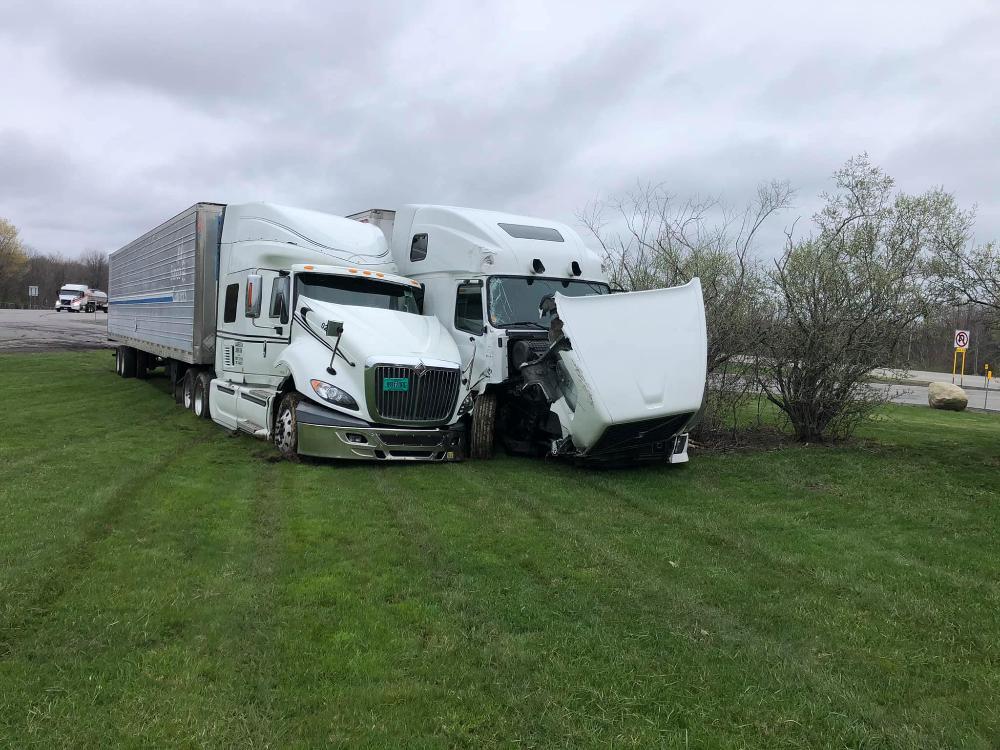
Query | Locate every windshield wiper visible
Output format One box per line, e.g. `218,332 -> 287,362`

502,320 -> 548,330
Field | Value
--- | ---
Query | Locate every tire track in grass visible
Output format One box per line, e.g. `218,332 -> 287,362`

363,462 -> 567,744
455,461 -> 926,747
533,465 -> 961,748
0,433 -> 217,658
405,461 -> 734,745
370,460 -> 763,745
219,459 -> 290,746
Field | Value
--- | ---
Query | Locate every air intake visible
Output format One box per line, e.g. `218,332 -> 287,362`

570,261 -> 582,276
531,258 -> 545,274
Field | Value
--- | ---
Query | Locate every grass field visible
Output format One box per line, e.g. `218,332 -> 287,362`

1,351 -> 998,748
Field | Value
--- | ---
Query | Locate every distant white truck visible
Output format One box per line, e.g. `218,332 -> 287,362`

108,203 -> 470,462
55,284 -> 108,312
349,206 -> 707,464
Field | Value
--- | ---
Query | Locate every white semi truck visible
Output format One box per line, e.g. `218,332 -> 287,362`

349,206 -> 707,464
56,284 -> 108,312
108,202 -> 469,461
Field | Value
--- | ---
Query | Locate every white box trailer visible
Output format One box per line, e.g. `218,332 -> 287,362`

108,203 -> 224,365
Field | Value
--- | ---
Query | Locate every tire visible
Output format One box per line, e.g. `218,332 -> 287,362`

135,350 -> 151,380
173,366 -> 186,405
273,392 -> 301,459
193,371 -> 212,419
182,370 -> 197,411
119,346 -> 137,378
469,391 -> 497,459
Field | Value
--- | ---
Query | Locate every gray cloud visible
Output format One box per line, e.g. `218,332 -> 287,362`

0,0 -> 997,259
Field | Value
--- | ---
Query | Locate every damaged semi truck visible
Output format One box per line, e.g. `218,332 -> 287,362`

349,206 -> 708,464
108,202 -> 469,461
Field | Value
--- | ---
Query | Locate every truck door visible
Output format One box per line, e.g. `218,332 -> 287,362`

240,271 -> 288,383
453,281 -> 485,372
217,270 -> 287,386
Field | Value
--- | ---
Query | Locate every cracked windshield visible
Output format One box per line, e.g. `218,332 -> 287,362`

487,276 -> 609,327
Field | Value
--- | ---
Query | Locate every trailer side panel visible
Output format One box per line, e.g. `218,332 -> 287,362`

108,203 -> 224,364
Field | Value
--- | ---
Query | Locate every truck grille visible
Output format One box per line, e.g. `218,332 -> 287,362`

370,364 -> 460,424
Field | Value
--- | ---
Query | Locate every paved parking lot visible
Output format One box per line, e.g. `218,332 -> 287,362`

0,309 -> 112,353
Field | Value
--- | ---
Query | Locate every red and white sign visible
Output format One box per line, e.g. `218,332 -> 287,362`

954,330 -> 970,349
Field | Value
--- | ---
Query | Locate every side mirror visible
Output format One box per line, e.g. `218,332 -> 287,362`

325,320 -> 345,374
245,274 -> 262,318
270,275 -> 290,324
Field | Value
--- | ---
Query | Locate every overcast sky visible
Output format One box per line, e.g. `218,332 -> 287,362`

1,0 -> 998,259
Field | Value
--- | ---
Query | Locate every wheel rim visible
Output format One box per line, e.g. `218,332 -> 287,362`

275,407 -> 295,452
194,388 -> 204,415
184,382 -> 193,409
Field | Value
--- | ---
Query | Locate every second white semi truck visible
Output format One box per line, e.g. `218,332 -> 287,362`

108,203 -> 470,461
56,284 -> 108,312
349,206 -> 707,465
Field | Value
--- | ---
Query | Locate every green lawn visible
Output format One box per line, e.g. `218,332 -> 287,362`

1,351 -> 998,748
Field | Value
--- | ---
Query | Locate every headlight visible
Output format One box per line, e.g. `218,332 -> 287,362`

310,379 -> 359,410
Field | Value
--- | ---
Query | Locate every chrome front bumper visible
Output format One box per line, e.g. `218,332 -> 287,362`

295,399 -> 464,461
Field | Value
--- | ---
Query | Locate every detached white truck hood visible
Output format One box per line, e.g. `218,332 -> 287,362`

546,279 -> 707,456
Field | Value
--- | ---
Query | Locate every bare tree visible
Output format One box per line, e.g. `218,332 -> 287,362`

927,238 -> 1000,317
0,218 -> 29,303
758,155 -> 966,441
580,180 -> 793,435
79,249 -> 110,290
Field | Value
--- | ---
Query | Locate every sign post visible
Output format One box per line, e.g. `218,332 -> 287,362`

952,330 -> 970,385
986,364 -> 992,411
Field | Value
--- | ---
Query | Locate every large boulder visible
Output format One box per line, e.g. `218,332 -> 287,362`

928,381 -> 968,411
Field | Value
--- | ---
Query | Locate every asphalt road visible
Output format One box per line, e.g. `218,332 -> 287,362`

0,308 -> 112,353
871,382 -> 999,413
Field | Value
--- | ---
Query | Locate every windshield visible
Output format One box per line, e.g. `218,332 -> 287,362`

60,289 -> 83,298
487,276 -> 610,327
297,273 -> 422,315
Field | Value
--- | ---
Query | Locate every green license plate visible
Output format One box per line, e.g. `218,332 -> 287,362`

383,377 -> 409,392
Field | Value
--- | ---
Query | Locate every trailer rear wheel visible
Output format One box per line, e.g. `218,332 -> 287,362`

117,346 -> 137,378
135,350 -> 150,380
193,371 -> 212,419
273,392 -> 301,459
469,391 -> 497,459
182,370 -> 196,411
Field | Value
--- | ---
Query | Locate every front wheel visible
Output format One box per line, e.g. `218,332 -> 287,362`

117,346 -> 137,378
469,391 -> 497,459
273,392 -> 301,459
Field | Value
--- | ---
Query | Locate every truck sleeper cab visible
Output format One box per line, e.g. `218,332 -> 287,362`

108,202 -> 468,462
349,205 -> 708,465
